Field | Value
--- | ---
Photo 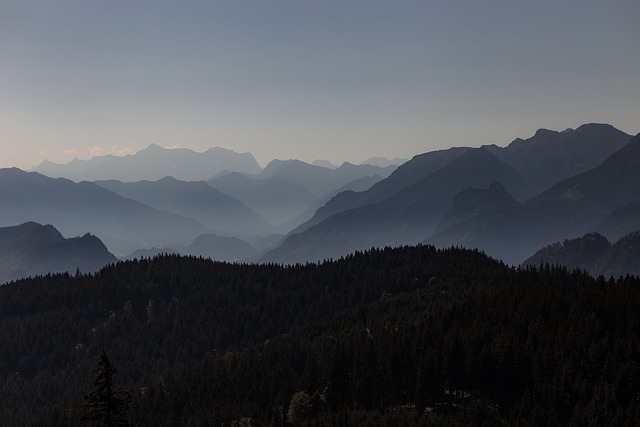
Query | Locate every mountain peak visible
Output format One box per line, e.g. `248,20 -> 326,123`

533,128 -> 558,138
144,143 -> 164,151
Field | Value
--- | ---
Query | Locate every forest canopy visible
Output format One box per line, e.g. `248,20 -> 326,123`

0,246 -> 638,426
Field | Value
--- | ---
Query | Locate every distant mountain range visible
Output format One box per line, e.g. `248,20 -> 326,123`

523,231 -> 640,278
428,130 -> 640,264
484,123 -> 631,193
34,144 -> 261,182
262,124 -> 637,266
262,146 -> 534,263
0,168 -> 209,256
96,177 -> 273,238
209,160 -> 395,226
0,222 -> 116,284
5,122 -> 639,276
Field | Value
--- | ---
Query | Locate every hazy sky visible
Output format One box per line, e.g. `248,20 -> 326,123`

1,0 -> 639,169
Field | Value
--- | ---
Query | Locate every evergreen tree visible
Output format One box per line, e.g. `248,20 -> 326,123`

80,349 -> 135,427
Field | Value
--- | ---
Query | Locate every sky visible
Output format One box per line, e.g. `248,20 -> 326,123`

1,0 -> 639,170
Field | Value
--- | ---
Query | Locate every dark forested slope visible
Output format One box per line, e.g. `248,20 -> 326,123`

0,247 -> 639,426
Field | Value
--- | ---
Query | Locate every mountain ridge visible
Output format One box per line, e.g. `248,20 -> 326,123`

0,168 -> 211,255
0,222 -> 116,284
33,144 -> 261,182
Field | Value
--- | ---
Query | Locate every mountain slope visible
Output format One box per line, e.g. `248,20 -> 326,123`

429,133 -> 640,264
523,231 -> 640,278
0,168 -> 210,255
34,144 -> 261,182
523,232 -> 612,273
292,147 -> 471,235
432,181 -> 521,235
596,200 -> 640,241
96,177 -> 273,238
263,148 -> 532,263
258,159 -> 394,196
528,133 -> 640,210
0,222 -> 116,283
208,173 -> 316,226
484,123 -> 632,193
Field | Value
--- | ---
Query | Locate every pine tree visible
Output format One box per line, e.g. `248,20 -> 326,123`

80,349 -> 136,427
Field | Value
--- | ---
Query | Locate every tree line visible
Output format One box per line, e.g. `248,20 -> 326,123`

0,246 -> 638,425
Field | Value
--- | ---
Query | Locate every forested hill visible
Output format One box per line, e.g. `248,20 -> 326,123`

1,247 -> 639,426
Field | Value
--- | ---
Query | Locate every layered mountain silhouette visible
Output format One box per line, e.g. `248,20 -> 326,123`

257,159 -> 396,197
484,123 -> 631,193
96,177 -> 273,238
291,147 -> 471,235
209,173 -> 316,226
0,222 -> 116,283
428,132 -> 640,264
261,124 -> 636,265
523,231 -> 640,278
0,168 -> 209,256
209,160 -> 393,226
262,147 -> 533,263
34,144 -> 261,182
359,156 -> 408,167
432,182 -> 520,235
10,122 -> 638,268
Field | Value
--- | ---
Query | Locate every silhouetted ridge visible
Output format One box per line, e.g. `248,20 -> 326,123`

523,230 -> 640,277
0,222 -> 116,283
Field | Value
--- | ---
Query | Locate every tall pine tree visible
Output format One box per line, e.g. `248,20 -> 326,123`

80,349 -> 135,427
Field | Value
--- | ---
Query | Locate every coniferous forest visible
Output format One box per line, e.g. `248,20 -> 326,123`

1,246 -> 639,426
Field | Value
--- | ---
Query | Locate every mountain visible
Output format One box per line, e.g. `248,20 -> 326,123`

259,159 -> 396,197
596,200 -> 640,241
0,222 -> 116,283
597,231 -> 640,277
523,231 -> 640,278
429,133 -> 640,265
185,233 -> 256,261
484,123 -> 632,193
432,181 -> 521,235
96,177 -> 273,238
293,147 -> 471,234
208,173 -> 316,226
209,161 -> 393,227
311,159 -> 337,169
279,174 -> 384,233
360,156 -> 408,167
528,133 -> 640,210
523,232 -> 612,273
34,144 -> 261,182
263,147 -> 532,263
0,168 -> 210,255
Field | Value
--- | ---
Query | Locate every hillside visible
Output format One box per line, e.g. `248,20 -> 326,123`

0,247 -> 639,425
524,231 -> 640,277
0,222 -> 116,283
